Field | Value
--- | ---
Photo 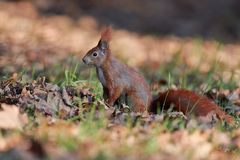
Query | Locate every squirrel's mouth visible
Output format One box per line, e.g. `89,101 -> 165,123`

82,57 -> 93,65
82,57 -> 90,64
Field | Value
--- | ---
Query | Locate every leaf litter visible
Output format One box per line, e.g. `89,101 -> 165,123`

0,74 -> 239,159
0,1 -> 239,159
0,76 -> 95,119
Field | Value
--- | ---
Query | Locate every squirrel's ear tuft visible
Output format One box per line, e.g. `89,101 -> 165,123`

98,40 -> 108,50
100,26 -> 112,42
98,26 -> 112,50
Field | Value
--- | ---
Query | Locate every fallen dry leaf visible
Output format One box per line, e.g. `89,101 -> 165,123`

0,104 -> 28,129
0,134 -> 22,152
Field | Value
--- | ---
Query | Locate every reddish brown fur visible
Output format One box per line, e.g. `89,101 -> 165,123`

83,27 -> 233,123
101,26 -> 112,42
149,89 -> 233,123
82,27 -> 152,112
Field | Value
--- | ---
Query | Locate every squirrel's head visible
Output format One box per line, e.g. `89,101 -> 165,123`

82,26 -> 111,67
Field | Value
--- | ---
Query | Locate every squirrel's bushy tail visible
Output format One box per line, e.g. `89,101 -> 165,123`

148,89 -> 233,124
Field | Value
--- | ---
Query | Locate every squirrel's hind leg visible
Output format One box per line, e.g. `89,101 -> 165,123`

131,96 -> 147,113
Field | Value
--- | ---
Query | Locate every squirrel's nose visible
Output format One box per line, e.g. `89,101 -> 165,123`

82,57 -> 86,63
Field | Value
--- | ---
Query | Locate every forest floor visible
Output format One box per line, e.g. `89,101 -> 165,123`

0,2 -> 240,160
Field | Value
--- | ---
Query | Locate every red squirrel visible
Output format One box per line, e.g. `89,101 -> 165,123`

82,27 -> 152,112
82,27 -> 233,123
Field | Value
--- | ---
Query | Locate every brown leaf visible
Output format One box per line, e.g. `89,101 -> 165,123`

0,104 -> 28,129
61,87 -> 72,106
0,135 -> 21,152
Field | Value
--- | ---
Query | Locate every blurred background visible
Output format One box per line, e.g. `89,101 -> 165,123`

20,0 -> 240,41
0,0 -> 239,84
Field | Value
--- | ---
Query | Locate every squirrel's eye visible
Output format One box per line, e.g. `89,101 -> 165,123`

92,52 -> 98,57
